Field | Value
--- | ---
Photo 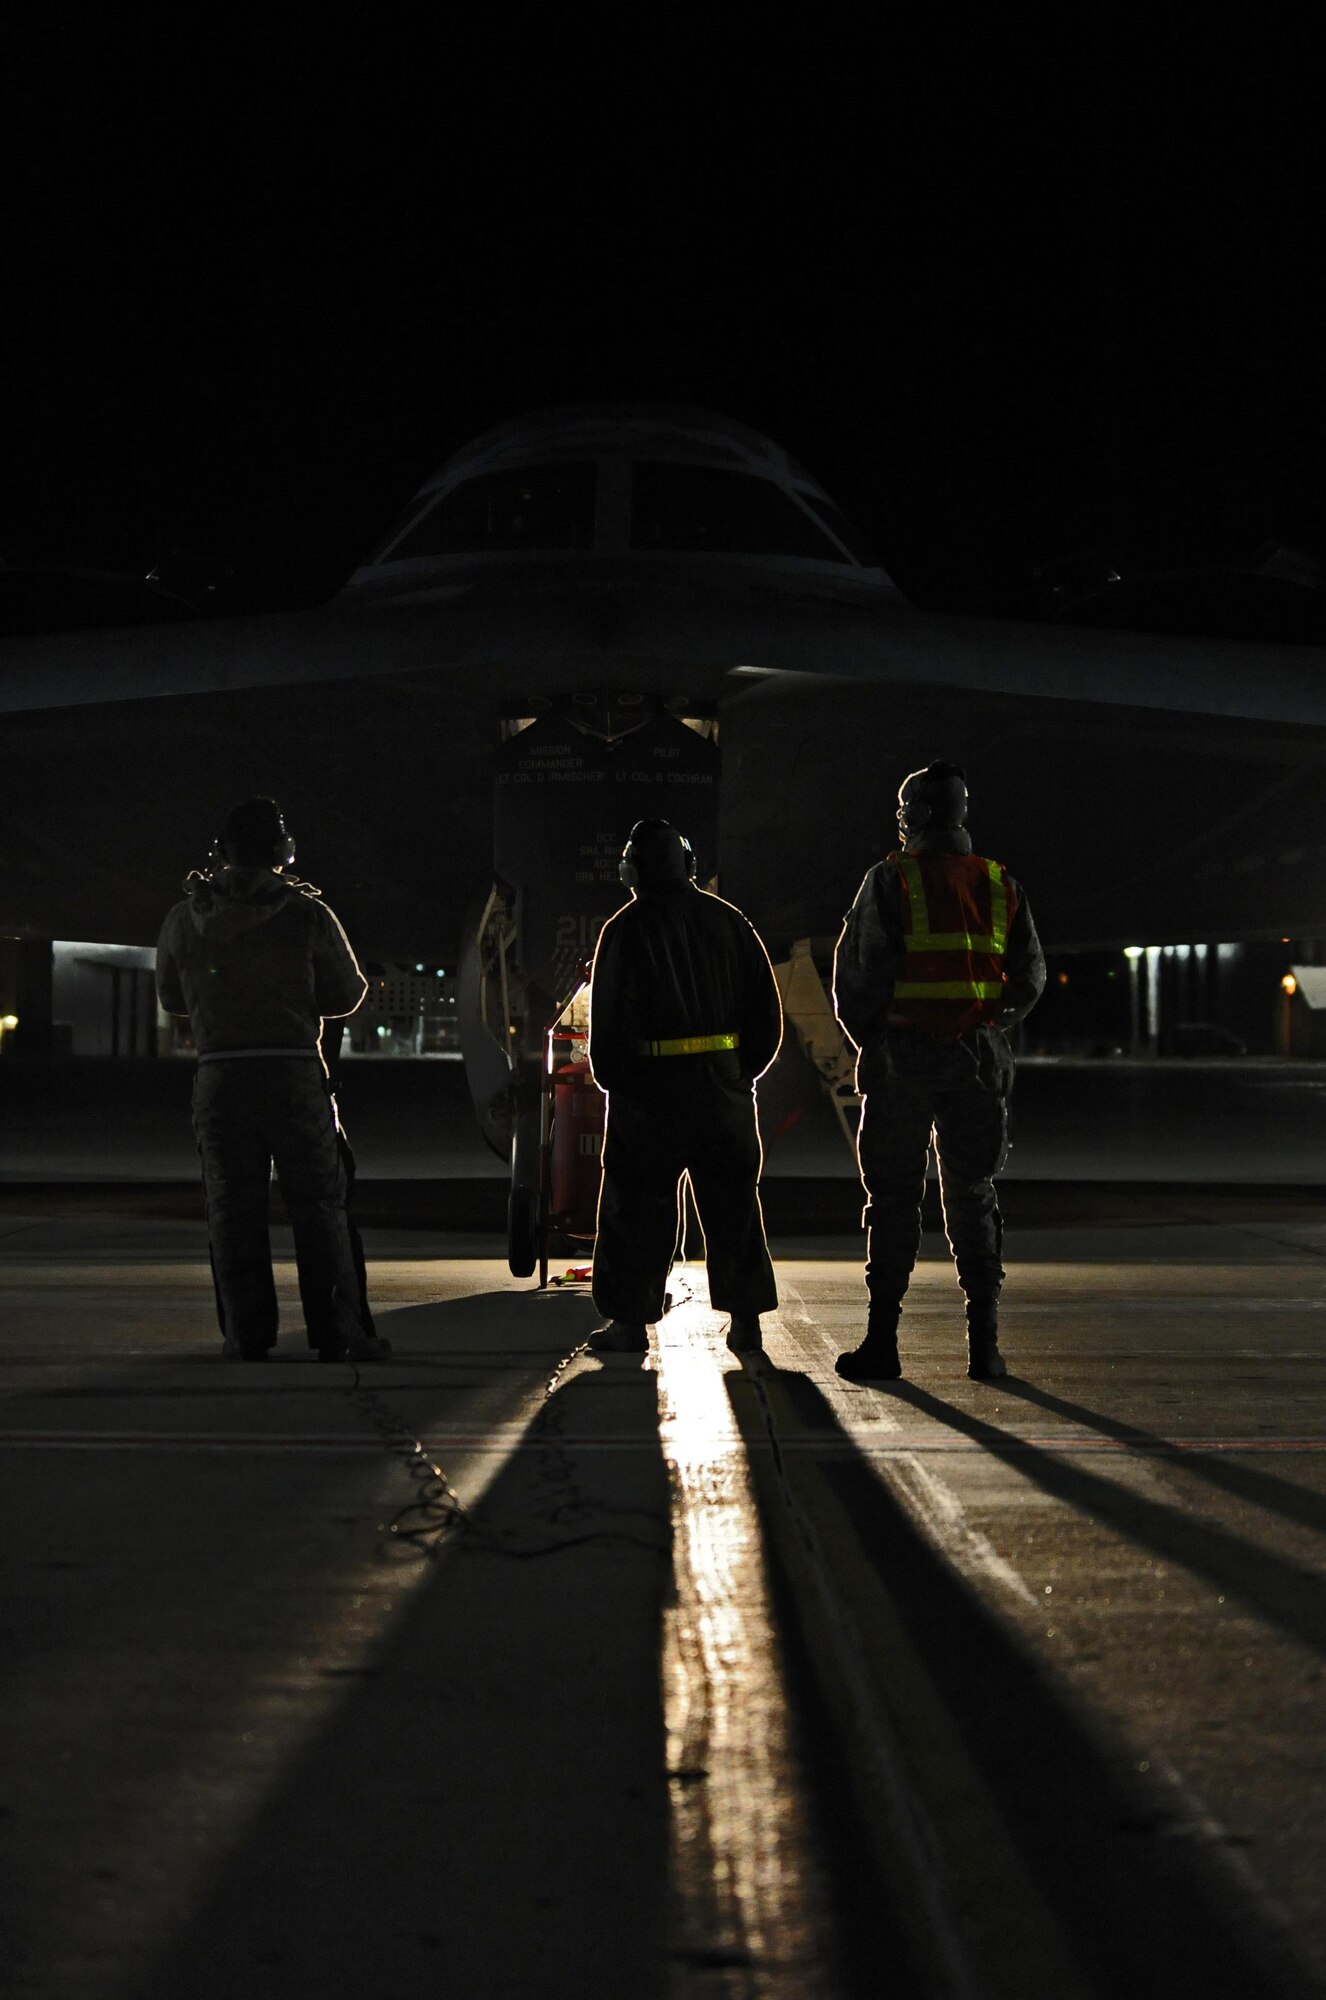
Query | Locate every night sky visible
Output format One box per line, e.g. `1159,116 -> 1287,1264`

4,11 -> 1322,622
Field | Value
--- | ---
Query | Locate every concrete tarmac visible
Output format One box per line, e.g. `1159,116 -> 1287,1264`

1,1203 -> 1323,1997
7,1051 -> 1326,1183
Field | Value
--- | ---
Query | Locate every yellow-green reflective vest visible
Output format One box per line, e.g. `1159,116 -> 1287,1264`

891,851 -> 1013,1039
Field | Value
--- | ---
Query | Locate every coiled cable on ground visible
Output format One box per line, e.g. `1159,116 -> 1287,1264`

342,1356 -> 669,1566
343,1361 -> 468,1560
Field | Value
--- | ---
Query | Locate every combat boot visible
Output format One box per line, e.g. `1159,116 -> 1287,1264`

588,1320 -> 649,1354
318,1328 -> 393,1363
836,1303 -> 902,1382
725,1314 -> 764,1355
318,1282 -> 392,1362
965,1297 -> 1007,1380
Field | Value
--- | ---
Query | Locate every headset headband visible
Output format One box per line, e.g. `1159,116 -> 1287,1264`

618,821 -> 697,889
213,801 -> 296,870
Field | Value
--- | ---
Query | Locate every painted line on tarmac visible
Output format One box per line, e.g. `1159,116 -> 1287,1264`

884,1451 -> 1041,1609
1009,1298 -> 1326,1311
1,1429 -> 1323,1456
841,1435 -> 1326,1455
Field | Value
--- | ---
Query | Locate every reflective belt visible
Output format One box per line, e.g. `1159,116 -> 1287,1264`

638,1032 -> 740,1056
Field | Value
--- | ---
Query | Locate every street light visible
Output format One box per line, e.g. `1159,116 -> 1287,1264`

1124,947 -> 1143,1054
1282,972 -> 1297,1056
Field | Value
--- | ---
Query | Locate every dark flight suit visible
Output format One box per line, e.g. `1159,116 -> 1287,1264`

588,881 -> 783,1325
833,830 -> 1045,1313
156,865 -> 371,1357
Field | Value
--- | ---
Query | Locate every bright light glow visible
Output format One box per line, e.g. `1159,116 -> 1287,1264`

0,1013 -> 17,1030
1282,973 -> 1298,995
656,1294 -> 828,1962
1123,946 -> 1144,960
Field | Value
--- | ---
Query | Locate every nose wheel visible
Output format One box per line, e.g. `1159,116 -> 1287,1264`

506,1081 -> 544,1278
507,1180 -> 541,1279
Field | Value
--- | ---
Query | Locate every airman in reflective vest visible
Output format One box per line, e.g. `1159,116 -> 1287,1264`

832,762 -> 1046,1380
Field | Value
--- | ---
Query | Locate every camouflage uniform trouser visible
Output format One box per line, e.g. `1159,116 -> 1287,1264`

193,1056 -> 371,1354
855,1023 -> 1013,1306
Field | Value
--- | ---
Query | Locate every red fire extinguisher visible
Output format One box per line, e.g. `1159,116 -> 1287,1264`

548,1056 -> 605,1241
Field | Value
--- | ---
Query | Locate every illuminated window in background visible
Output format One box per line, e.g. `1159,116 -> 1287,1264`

630,463 -> 849,560
384,464 -> 598,558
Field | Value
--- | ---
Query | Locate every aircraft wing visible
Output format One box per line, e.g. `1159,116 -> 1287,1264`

5,570 -> 1326,730
4,570 -> 1326,957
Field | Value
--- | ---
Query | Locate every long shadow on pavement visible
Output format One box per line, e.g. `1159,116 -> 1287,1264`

124,1358 -> 675,1999
733,1366 -> 1320,2000
888,1377 -> 1326,1658
999,1376 -> 1326,1535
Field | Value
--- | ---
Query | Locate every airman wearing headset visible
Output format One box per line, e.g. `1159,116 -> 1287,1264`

585,818 -> 783,1356
832,762 -> 1045,1381
155,796 -> 390,1363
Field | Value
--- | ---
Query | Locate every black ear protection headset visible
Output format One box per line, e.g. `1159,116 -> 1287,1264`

210,800 -> 297,871
269,820 -> 298,870
897,761 -> 968,837
618,819 -> 697,890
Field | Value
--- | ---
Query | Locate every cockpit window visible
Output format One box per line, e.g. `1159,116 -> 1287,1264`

382,464 -> 597,559
630,463 -> 849,560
